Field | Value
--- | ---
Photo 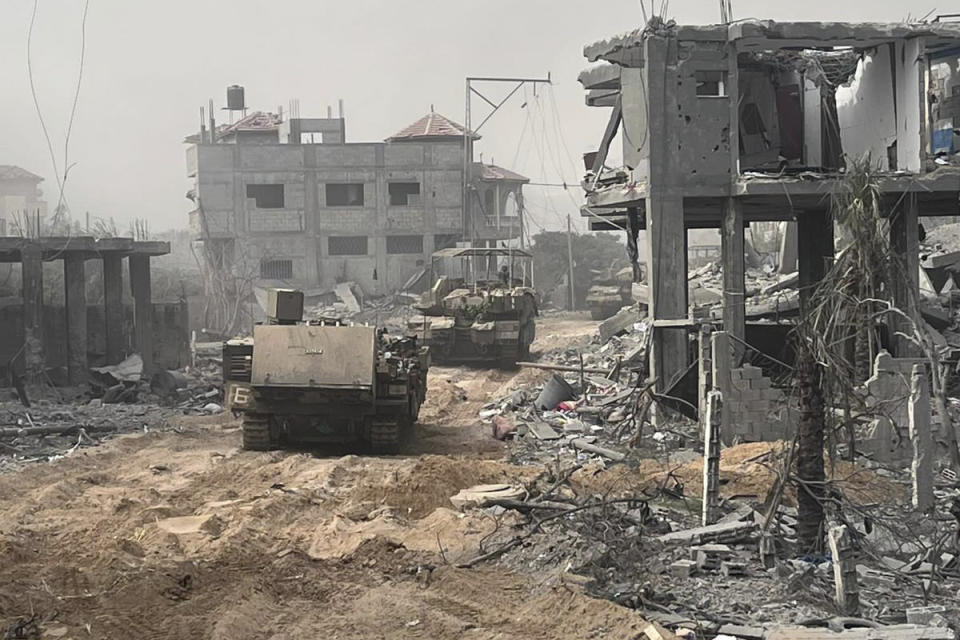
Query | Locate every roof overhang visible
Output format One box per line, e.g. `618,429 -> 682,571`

432,247 -> 533,259
584,20 -> 960,66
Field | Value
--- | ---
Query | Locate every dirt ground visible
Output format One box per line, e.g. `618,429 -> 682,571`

0,313 -> 662,639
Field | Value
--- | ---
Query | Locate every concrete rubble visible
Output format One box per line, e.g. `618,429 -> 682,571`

450,288 -> 960,639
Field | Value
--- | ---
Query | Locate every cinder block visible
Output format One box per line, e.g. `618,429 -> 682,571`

669,559 -> 697,578
751,377 -> 771,391
906,605 -> 949,625
740,365 -> 763,380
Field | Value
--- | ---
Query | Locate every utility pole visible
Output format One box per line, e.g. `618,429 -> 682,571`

567,214 -> 576,311
463,74 -> 551,247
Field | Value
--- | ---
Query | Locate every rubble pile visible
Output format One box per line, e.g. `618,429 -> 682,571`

0,399 -> 176,473
0,351 -> 227,473
89,353 -> 224,411
301,281 -> 419,333
455,306 -> 960,639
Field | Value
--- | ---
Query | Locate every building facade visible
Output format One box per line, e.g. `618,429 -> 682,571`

578,20 -> 960,395
0,166 -> 47,236
186,106 -> 526,295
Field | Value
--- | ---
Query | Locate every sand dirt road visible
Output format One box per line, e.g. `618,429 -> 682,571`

0,314 -> 654,639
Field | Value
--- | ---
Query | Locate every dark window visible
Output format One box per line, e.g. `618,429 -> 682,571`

388,182 -> 421,206
695,70 -> 727,97
246,184 -> 284,208
434,234 -> 460,250
260,259 -> 293,279
386,235 -> 424,254
326,183 -> 364,207
328,236 -> 368,256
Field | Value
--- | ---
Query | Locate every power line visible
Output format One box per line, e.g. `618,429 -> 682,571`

27,0 -> 62,199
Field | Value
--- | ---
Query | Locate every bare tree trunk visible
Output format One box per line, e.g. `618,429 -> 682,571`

933,361 -> 960,471
797,350 -> 826,552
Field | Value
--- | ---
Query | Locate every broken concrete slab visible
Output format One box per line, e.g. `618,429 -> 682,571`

598,306 -> 638,342
657,520 -> 756,545
528,421 -> 561,440
764,625 -> 955,640
90,353 -> 144,384
450,484 -> 526,509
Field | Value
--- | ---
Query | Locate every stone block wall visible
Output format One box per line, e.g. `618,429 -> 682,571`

708,330 -> 795,445
725,364 -> 794,443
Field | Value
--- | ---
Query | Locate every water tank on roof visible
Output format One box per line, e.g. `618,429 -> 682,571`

226,85 -> 245,111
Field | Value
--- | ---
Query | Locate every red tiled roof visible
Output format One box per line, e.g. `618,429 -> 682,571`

223,111 -> 282,134
0,165 -> 43,182
184,111 -> 281,143
479,163 -> 529,183
388,112 -> 478,141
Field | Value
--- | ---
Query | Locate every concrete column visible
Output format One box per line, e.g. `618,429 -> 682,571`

646,193 -> 688,396
797,209 -> 834,312
129,254 -> 154,376
891,193 -> 920,356
909,363 -> 934,512
21,243 -> 44,382
828,525 -> 860,615
103,254 -> 124,365
698,323 -> 714,438
64,254 -> 87,385
702,390 -> 722,526
778,221 -> 799,274
711,330 -> 733,445
721,198 -> 746,366
643,34 -> 688,403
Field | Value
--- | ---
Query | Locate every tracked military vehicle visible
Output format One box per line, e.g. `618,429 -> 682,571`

223,289 -> 429,452
409,247 -> 537,367
585,265 -> 634,320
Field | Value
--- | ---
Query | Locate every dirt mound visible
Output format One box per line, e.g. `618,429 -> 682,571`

418,378 -> 470,424
350,455 -> 536,518
571,442 -> 905,506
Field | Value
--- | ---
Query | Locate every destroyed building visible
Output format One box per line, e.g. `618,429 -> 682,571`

0,236 -> 182,387
0,165 -> 47,236
185,88 -> 528,296
579,20 -> 960,413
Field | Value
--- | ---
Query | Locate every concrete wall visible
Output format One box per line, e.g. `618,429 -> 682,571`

837,46 -> 897,169
836,40 -> 925,172
675,40 -> 732,187
0,301 -> 189,384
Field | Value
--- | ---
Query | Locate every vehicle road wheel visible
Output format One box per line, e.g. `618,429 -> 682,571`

241,413 -> 274,451
369,421 -> 401,455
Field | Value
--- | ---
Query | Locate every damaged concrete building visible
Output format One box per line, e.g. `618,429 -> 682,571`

579,20 -> 960,424
186,90 -> 528,296
0,237 -> 184,386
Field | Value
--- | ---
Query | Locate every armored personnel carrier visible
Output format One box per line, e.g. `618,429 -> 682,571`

409,247 -> 537,367
223,289 -> 429,452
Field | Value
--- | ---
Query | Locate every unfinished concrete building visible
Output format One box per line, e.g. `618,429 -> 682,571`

580,20 -> 960,405
186,92 -> 527,296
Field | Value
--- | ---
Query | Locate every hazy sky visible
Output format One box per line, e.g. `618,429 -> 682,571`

0,0 -> 928,234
